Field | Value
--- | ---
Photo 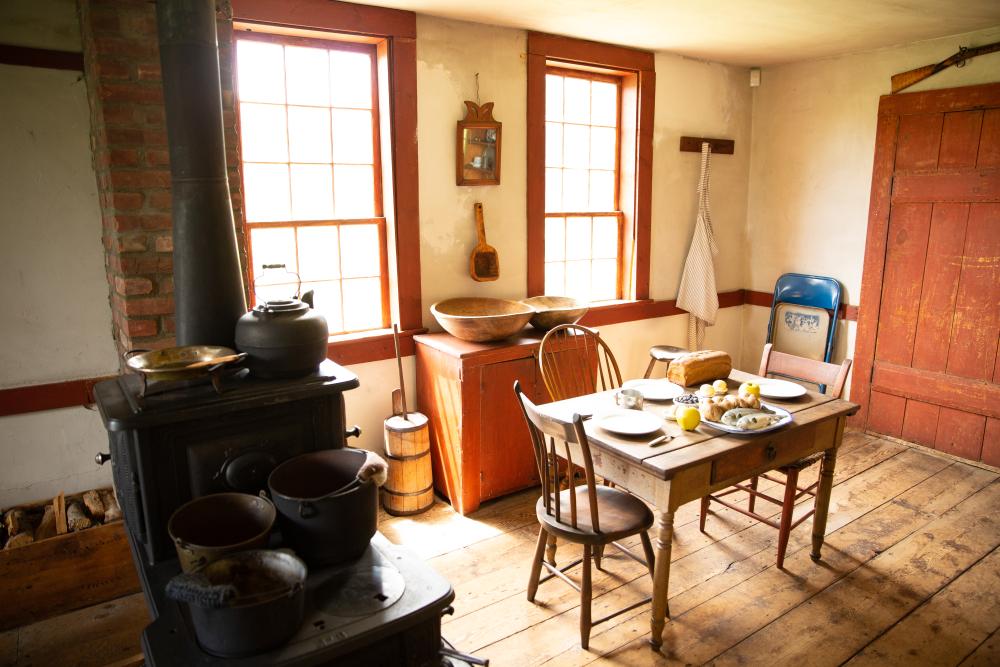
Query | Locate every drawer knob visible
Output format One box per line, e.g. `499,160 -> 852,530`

765,444 -> 777,462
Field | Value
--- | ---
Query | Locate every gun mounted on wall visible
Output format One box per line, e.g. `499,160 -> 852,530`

891,41 -> 1000,94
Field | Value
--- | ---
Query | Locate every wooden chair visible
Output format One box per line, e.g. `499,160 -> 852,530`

699,344 -> 852,569
538,324 -> 622,401
513,380 -> 656,649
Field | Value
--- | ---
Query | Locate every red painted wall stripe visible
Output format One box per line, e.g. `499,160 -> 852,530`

0,377 -> 114,418
0,45 -> 84,71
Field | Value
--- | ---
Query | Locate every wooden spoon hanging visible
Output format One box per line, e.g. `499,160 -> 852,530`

469,202 -> 499,281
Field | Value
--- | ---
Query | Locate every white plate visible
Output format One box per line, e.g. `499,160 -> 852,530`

595,410 -> 664,436
757,379 -> 807,399
701,403 -> 793,435
621,379 -> 685,401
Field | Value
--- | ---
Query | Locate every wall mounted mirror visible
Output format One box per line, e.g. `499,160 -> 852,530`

457,101 -> 501,186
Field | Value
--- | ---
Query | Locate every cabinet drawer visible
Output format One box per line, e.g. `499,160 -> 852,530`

711,425 -> 816,485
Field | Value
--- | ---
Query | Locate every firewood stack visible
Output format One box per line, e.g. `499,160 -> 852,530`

1,487 -> 122,550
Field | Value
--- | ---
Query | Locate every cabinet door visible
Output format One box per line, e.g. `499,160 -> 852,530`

479,356 -> 542,501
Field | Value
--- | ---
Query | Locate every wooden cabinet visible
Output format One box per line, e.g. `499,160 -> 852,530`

414,331 -> 548,515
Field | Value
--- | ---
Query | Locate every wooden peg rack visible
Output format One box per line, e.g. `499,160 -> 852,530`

679,136 -> 734,154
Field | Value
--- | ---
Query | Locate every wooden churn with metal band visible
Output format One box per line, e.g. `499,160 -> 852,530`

381,324 -> 434,516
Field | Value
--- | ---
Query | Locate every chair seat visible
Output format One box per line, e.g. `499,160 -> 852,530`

649,345 -> 687,361
537,485 -> 654,544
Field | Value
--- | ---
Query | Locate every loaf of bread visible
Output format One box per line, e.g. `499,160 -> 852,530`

667,350 -> 733,387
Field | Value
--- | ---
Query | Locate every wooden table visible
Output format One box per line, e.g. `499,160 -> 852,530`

535,369 -> 858,650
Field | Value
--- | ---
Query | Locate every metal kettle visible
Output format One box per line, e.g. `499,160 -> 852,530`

234,290 -> 329,379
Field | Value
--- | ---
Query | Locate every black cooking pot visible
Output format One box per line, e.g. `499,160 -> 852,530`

267,448 -> 377,566
166,549 -> 307,658
234,291 -> 328,379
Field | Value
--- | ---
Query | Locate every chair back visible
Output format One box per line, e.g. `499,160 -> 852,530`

513,380 -> 601,533
766,273 -> 841,362
538,324 -> 622,401
758,343 -> 852,398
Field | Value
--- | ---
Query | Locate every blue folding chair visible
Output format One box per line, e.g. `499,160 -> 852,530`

765,273 -> 842,392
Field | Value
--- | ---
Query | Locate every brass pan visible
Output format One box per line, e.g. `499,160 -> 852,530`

124,346 -> 248,382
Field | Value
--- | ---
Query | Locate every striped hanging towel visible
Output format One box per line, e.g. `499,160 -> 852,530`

675,142 -> 719,350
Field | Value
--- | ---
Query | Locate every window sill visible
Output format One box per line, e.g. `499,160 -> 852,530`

326,326 -> 427,366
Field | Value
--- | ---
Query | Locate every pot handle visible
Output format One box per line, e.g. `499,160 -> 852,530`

123,348 -> 151,360
299,500 -> 317,519
207,352 -> 248,373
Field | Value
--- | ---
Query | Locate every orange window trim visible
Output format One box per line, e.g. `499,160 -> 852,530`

527,32 -> 654,301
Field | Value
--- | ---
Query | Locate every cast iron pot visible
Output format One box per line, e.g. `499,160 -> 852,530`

167,549 -> 307,658
167,493 -> 276,572
267,448 -> 377,566
234,291 -> 328,379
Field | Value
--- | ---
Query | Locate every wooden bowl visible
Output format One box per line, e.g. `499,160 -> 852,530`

520,296 -> 589,331
430,297 -> 534,342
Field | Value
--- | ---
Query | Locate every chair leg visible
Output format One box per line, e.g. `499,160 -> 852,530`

527,526 -> 547,602
640,530 -> 655,579
580,544 -> 593,650
594,544 -> 604,571
748,475 -> 759,514
643,358 -> 657,379
699,496 -> 710,532
776,468 -> 799,569
545,533 -> 557,565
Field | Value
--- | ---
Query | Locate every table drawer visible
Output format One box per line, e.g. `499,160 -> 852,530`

711,425 -> 816,484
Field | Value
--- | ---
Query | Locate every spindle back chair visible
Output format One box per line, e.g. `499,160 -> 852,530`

538,324 -> 622,402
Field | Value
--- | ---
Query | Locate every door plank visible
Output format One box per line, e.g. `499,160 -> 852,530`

940,110 -> 984,168
895,112 -> 942,170
934,406 -> 987,461
867,389 -> 906,438
874,203 -> 932,366
984,418 -> 1000,468
900,398 -> 940,447
947,203 -> 1000,381
978,108 -> 1000,168
843,546 -> 1000,666
892,170 -> 1000,203
911,202 -> 970,371
871,361 -> 1000,420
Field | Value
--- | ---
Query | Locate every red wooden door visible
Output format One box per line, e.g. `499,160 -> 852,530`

853,82 -> 1000,465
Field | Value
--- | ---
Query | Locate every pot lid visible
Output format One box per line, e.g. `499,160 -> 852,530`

254,298 -> 308,314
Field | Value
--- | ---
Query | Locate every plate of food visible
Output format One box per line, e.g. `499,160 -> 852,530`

622,379 -> 685,401
595,410 -> 664,436
699,403 -> 793,435
757,379 -> 807,399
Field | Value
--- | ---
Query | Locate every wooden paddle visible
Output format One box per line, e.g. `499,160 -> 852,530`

469,202 -> 499,282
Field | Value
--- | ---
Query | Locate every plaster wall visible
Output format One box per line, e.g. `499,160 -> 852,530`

740,25 -> 1000,386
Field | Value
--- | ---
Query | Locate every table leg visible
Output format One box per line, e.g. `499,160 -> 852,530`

649,509 -> 674,649
810,445 -> 839,561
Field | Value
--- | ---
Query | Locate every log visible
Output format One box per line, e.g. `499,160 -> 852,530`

53,493 -> 67,535
101,490 -> 122,522
4,533 -> 33,550
66,502 -> 92,532
34,506 -> 56,541
82,490 -> 106,523
3,509 -> 27,538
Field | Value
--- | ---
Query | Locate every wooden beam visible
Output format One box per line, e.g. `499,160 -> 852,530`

0,44 -> 83,71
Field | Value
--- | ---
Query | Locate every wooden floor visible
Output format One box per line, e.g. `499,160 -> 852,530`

4,430 -> 999,667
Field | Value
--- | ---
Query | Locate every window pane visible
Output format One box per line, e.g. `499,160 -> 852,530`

590,126 -> 616,170
545,168 -> 562,211
545,261 -> 565,296
333,165 -> 375,217
563,77 -> 590,124
591,258 -> 617,301
249,227 -> 297,298
342,277 -> 382,331
545,74 -> 563,122
562,169 -> 589,211
545,217 -> 565,261
236,40 -> 285,104
545,122 -> 562,168
592,216 -> 618,259
297,226 -> 340,281
589,170 -> 615,211
330,50 -> 372,109
240,103 -> 288,162
565,260 -> 591,302
243,163 -> 290,222
563,124 -> 590,169
565,216 -> 592,260
331,109 -> 374,164
591,81 -> 617,126
339,224 -> 381,278
287,106 -> 331,163
307,280 -> 343,334
284,45 -> 330,106
290,164 -> 334,220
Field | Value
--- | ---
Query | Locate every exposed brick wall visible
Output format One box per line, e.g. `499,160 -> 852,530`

79,0 -> 246,358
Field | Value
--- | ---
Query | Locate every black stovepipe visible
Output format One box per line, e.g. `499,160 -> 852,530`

157,0 -> 246,348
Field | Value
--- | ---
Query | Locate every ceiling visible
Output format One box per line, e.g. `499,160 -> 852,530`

352,0 -> 1000,66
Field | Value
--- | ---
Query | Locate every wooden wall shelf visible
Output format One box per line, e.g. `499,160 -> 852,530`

679,136 -> 735,154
